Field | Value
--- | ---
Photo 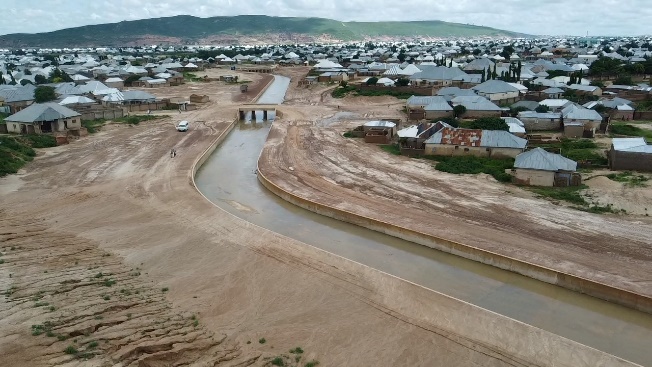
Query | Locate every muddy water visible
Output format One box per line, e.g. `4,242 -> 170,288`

195,82 -> 652,366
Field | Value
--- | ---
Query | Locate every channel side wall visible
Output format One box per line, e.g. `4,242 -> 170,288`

256,159 -> 652,315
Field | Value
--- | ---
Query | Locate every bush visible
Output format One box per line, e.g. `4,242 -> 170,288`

366,77 -> 379,85
380,144 -> 401,155
465,117 -> 509,131
432,155 -> 514,182
528,186 -> 587,205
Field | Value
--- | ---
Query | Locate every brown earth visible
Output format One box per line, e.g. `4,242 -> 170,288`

0,68 -> 609,367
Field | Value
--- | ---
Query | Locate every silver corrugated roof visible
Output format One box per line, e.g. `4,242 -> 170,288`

5,102 -> 80,123
612,137 -> 647,151
480,130 -> 528,149
515,148 -> 577,171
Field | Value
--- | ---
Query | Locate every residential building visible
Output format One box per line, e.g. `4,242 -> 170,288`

471,80 -> 521,104
4,102 -> 81,134
609,138 -> 652,172
512,148 -> 580,187
561,104 -> 603,137
451,96 -> 503,118
517,111 -> 563,131
424,127 -> 527,158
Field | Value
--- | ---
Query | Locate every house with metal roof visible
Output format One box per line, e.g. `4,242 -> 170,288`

517,111 -> 563,131
436,87 -> 478,101
4,102 -> 81,134
512,148 -> 580,186
451,96 -> 503,118
424,127 -> 527,158
0,84 -> 35,113
609,138 -> 652,172
424,97 -> 453,120
567,84 -> 602,96
471,80 -> 521,103
101,90 -> 157,105
408,66 -> 468,86
561,104 -> 603,137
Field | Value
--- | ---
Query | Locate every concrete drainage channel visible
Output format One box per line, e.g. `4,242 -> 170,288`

194,75 -> 652,366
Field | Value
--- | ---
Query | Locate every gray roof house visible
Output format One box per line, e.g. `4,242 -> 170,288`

471,80 -> 521,102
4,102 -> 81,134
512,147 -> 580,186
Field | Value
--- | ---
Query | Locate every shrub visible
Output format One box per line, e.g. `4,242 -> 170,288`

64,346 -> 78,355
432,155 -> 514,182
466,117 -> 509,131
271,357 -> 285,366
259,338 -> 266,344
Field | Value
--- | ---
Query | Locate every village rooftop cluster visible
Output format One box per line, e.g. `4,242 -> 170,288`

1,35 -> 652,186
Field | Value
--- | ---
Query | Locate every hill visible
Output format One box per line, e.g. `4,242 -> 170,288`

0,15 -> 528,48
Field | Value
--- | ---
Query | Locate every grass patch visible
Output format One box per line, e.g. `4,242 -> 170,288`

102,279 -> 116,287
271,357 -> 285,366
0,134 -> 57,176
290,347 -> 304,354
304,361 -> 320,367
611,123 -> 652,141
430,155 -> 514,182
342,131 -> 354,138
605,171 -> 649,187
331,85 -> 415,99
64,345 -> 78,355
528,185 -> 587,205
114,115 -> 164,125
380,144 -> 401,155
82,119 -> 106,133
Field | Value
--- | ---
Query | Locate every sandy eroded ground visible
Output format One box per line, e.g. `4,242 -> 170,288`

0,69 -> 569,367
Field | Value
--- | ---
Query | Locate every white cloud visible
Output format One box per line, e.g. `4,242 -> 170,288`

1,0 -> 651,37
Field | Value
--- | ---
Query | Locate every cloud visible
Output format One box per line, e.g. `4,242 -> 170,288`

1,0 -> 651,37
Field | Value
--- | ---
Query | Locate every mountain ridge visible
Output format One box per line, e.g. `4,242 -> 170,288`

0,15 -> 529,48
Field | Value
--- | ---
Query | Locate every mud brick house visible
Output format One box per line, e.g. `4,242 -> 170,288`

512,148 -> 580,187
609,138 -> 652,172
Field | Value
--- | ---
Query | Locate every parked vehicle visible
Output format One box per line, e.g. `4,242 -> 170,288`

176,121 -> 189,132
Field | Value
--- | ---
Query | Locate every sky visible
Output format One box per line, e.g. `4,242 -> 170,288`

1,0 -> 651,37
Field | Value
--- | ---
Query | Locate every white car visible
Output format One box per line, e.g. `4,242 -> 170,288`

176,121 -> 189,132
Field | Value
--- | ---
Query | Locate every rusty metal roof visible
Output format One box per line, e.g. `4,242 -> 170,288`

435,127 -> 483,147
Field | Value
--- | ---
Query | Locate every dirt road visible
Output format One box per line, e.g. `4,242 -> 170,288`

0,68 -> 641,367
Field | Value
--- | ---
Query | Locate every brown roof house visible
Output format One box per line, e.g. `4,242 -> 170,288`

512,148 -> 580,187
424,127 -> 527,158
4,102 -> 81,134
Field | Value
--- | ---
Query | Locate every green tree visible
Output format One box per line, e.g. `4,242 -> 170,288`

34,86 -> 57,103
366,77 -> 379,86
453,104 -> 467,117
535,105 -> 550,113
467,117 -> 509,131
19,79 -> 32,86
124,74 -> 140,86
0,71 -> 4,85
395,77 -> 410,87
614,74 -> 634,85
34,74 -> 47,84
24,69 -> 32,75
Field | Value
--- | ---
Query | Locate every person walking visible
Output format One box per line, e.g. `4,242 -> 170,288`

173,149 -> 177,157
170,148 -> 174,158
